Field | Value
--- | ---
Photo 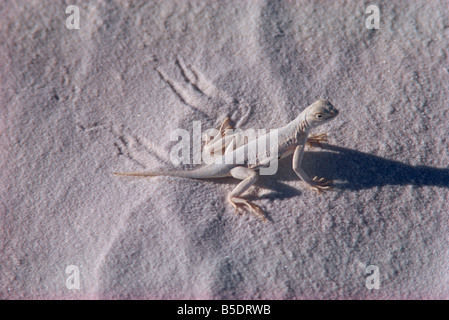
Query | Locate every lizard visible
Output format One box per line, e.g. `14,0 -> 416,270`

114,99 -> 339,221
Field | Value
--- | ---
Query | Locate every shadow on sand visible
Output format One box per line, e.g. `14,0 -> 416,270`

257,143 -> 449,201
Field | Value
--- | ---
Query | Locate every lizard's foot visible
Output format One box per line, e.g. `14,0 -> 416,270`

307,133 -> 328,147
219,117 -> 233,137
228,197 -> 266,222
203,117 -> 233,157
213,117 -> 233,156
309,176 -> 334,194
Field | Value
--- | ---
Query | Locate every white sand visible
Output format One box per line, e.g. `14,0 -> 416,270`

1,0 -> 448,299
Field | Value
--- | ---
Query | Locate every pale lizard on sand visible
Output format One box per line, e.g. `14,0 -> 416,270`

114,99 -> 339,221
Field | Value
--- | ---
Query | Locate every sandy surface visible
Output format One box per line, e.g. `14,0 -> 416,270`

1,0 -> 448,299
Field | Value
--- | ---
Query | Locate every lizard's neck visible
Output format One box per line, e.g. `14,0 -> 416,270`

276,111 -> 310,153
282,110 -> 310,138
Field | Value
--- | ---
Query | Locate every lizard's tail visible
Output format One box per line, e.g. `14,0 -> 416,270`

112,167 -> 222,179
113,163 -> 229,179
113,171 -> 159,177
113,170 -> 192,177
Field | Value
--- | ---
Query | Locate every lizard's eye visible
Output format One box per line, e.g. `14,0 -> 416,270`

315,113 -> 324,119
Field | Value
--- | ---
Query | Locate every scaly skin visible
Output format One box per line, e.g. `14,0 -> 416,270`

114,99 -> 339,221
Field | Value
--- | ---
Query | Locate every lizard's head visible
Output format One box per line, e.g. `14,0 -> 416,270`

304,99 -> 339,128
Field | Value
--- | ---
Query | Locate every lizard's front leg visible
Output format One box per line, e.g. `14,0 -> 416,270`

306,133 -> 328,147
228,166 -> 266,221
292,145 -> 333,194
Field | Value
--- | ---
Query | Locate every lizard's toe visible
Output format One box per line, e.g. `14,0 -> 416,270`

228,197 -> 266,221
312,176 -> 334,186
247,202 -> 266,222
311,185 -> 333,194
307,133 -> 328,147
311,176 -> 334,193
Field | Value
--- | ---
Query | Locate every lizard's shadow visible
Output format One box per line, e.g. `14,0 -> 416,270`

253,143 -> 449,200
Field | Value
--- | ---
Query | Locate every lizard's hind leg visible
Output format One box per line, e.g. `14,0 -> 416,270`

204,117 -> 242,158
204,118 -> 232,149
228,167 -> 266,221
